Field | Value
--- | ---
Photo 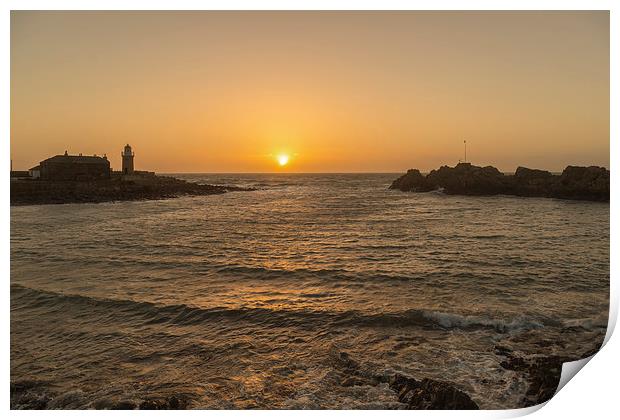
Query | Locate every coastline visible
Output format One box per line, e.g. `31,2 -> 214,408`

10,174 -> 254,206
10,336 -> 603,409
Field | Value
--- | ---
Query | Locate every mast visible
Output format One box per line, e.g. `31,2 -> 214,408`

464,139 -> 467,163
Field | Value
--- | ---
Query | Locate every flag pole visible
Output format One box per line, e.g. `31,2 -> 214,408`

464,140 -> 467,163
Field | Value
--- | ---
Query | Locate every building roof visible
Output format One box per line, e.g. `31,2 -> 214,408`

41,155 -> 109,165
29,165 -> 40,171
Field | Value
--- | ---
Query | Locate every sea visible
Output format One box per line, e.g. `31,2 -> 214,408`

10,173 -> 610,409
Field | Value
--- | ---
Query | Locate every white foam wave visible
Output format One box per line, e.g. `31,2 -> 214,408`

422,311 -> 545,333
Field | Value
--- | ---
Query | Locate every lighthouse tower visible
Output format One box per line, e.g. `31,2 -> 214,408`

121,144 -> 135,174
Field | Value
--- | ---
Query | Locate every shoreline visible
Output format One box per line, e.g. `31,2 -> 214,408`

10,340 -> 603,410
10,174 -> 254,206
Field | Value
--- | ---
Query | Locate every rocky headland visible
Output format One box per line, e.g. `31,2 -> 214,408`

10,174 -> 253,206
389,163 -> 609,202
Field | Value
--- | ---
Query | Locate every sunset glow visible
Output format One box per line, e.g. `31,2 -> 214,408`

10,11 -> 609,173
277,154 -> 290,166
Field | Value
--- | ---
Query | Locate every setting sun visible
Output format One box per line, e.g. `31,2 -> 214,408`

277,154 -> 290,166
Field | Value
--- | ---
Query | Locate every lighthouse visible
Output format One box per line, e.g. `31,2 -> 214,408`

121,144 -> 135,174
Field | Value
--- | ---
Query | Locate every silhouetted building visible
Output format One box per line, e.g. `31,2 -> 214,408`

28,165 -> 40,179
121,144 -> 135,174
39,151 -> 110,181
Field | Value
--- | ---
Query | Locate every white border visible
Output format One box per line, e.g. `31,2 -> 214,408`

3,1 -> 617,419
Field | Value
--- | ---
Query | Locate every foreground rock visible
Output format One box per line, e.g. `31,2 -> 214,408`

10,174 -> 253,206
332,350 -> 479,409
390,163 -> 609,202
495,345 -> 600,407
387,374 -> 479,409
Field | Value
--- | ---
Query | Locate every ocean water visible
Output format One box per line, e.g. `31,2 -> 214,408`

10,173 -> 609,409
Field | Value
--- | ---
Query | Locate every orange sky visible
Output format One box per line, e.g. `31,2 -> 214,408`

11,11 -> 609,173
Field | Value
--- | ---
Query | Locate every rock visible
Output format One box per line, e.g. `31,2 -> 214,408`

523,356 -> 563,404
168,396 -> 180,409
330,348 -> 478,409
498,352 -> 567,406
512,167 -> 555,196
139,400 -> 162,410
554,166 -> 609,201
514,167 -> 554,180
426,163 -> 508,195
500,356 -> 527,371
495,342 -> 603,407
389,169 -> 436,192
138,396 -> 187,410
388,374 -> 479,410
10,380 -> 52,410
112,400 -> 137,410
388,372 -> 419,391
390,163 -> 609,202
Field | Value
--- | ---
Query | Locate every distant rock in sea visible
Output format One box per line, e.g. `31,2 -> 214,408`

389,162 -> 609,202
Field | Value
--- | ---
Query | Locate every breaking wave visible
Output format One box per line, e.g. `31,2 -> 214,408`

11,284 -> 575,334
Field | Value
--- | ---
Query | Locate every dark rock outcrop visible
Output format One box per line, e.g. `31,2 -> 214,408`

111,401 -> 137,410
388,374 -> 479,410
512,167 -> 555,197
389,169 -> 436,192
10,380 -> 52,410
497,351 -> 563,407
495,345 -> 600,407
426,163 -> 509,196
10,175 -> 254,206
137,396 -> 187,410
554,165 -> 610,201
389,163 -> 609,202
332,350 -> 479,409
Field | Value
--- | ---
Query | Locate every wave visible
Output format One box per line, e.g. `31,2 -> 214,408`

12,254 -> 559,294
14,255 -> 433,285
11,284 -> 582,334
420,311 -> 547,333
210,264 -> 456,285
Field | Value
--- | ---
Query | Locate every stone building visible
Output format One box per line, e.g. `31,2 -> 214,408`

37,152 -> 111,181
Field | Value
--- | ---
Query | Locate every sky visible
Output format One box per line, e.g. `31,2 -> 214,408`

11,11 -> 609,173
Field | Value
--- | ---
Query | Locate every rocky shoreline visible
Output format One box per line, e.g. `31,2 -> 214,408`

330,346 -> 601,409
10,174 -> 254,206
11,344 -> 600,409
389,163 -> 609,202
331,350 -> 479,409
494,345 -> 600,407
